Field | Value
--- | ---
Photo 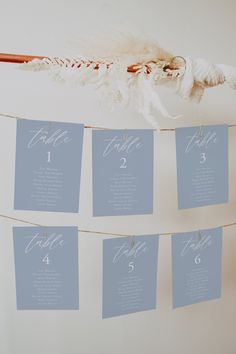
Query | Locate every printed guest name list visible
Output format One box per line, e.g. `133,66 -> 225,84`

92,129 -> 154,216
14,119 -> 84,212
103,235 -> 159,318
172,228 -> 222,308
175,124 -> 228,209
13,226 -> 79,310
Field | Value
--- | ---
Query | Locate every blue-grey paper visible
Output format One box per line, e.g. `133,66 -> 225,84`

93,129 -> 154,216
14,119 -> 84,212
103,235 -> 159,318
172,227 -> 222,308
13,226 -> 79,310
175,125 -> 228,209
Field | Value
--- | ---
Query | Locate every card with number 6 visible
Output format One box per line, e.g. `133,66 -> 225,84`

172,227 -> 222,308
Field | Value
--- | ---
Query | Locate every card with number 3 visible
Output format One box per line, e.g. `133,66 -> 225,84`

175,124 -> 228,209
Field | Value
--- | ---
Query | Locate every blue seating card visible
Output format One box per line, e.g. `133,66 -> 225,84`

92,129 -> 154,216
175,125 -> 228,209
103,235 -> 159,318
14,119 -> 84,212
172,227 -> 222,308
13,226 -> 79,310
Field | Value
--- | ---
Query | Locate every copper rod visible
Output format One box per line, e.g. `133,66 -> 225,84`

0,52 -> 160,73
0,53 -> 47,64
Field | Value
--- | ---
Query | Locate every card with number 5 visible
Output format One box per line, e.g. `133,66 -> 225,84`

103,235 -> 159,318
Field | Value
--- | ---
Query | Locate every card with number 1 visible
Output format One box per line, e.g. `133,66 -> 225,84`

14,119 -> 84,212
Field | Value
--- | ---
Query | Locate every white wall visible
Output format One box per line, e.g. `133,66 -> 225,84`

0,1 -> 236,353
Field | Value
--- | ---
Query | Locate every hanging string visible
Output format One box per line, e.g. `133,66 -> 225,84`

0,112 -> 111,131
0,112 -> 236,131
0,213 -> 236,238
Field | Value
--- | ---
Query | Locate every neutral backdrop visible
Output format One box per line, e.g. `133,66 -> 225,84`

0,1 -> 235,354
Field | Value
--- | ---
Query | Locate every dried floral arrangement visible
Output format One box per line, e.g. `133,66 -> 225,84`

1,35 -> 235,127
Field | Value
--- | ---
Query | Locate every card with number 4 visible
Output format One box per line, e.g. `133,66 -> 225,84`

13,226 -> 79,310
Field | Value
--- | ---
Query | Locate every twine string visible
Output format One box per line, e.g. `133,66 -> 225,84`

0,213 -> 235,238
0,112 -> 236,131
